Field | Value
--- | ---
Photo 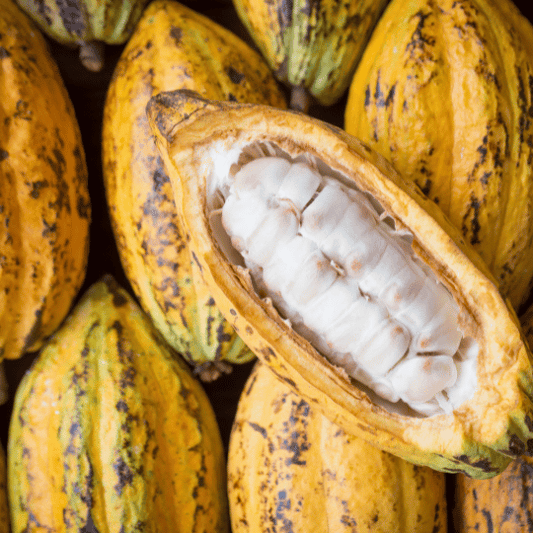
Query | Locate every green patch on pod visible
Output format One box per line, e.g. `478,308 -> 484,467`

231,0 -> 389,109
15,0 -> 151,70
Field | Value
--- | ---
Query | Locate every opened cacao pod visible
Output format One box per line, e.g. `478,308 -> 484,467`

345,0 -> 533,311
452,303 -> 533,532
0,0 -> 90,403
15,0 -> 150,70
8,275 -> 229,532
148,89 -> 533,478
229,361 -> 448,533
232,0 -> 388,109
103,0 -> 286,381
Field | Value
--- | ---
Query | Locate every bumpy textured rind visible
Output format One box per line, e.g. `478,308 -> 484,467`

229,361 -> 448,533
0,441 -> 8,533
7,275 -> 229,533
14,0 -> 150,45
453,305 -> 533,532
454,456 -> 533,532
0,1 -> 90,362
345,0 -> 533,311
232,0 -> 388,107
147,89 -> 533,478
103,0 -> 287,381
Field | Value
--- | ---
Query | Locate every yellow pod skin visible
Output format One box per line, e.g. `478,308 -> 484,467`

102,0 -> 286,381
7,275 -> 229,533
453,304 -> 533,532
0,0 -> 90,401
345,0 -> 533,311
0,441 -> 8,533
147,89 -> 533,479
229,361 -> 448,533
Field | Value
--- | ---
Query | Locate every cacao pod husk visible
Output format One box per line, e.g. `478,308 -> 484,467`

7,275 -> 229,532
344,0 -> 533,312
14,0 -> 151,70
0,0 -> 91,402
102,0 -> 286,381
147,89 -> 533,479
231,0 -> 389,109
452,302 -> 533,532
229,361 -> 448,533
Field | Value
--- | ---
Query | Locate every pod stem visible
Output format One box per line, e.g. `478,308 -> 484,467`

194,360 -> 233,382
79,41 -> 105,72
290,85 -> 312,113
0,363 -> 7,406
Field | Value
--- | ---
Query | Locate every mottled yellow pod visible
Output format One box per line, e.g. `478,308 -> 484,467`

8,276 -> 229,533
345,0 -> 533,311
102,0 -> 286,381
0,0 -> 90,401
229,362 -> 448,533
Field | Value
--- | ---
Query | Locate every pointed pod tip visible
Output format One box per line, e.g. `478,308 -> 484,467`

146,89 -> 223,144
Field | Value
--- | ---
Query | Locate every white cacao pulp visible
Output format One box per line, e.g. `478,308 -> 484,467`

212,153 -> 478,416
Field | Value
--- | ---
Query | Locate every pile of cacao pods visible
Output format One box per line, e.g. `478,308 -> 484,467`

2,0 -> 533,530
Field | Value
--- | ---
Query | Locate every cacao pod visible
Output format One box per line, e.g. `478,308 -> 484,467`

0,441 -> 7,533
14,0 -> 150,70
147,89 -> 533,478
7,275 -> 229,532
228,361 -> 448,533
102,0 -> 286,381
231,0 -> 389,109
0,0 -> 91,402
452,302 -> 533,532
344,0 -> 533,311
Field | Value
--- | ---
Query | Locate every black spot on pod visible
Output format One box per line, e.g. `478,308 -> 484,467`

227,67 -> 245,84
248,421 -> 267,438
0,149 -> 8,161
169,26 -> 182,45
55,0 -> 86,38
0,46 -> 10,59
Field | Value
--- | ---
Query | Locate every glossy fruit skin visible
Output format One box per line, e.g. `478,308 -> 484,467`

7,275 -> 229,533
102,0 -> 286,381
452,304 -> 533,532
0,1 -> 90,370
147,89 -> 533,479
345,0 -> 533,311
232,0 -> 389,108
229,361 -> 448,533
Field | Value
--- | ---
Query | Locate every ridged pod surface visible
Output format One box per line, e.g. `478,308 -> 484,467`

345,0 -> 533,311
0,0 -> 90,401
7,275 -> 229,533
15,0 -> 150,70
147,89 -> 533,478
0,442 -> 7,533
452,304 -> 533,532
232,0 -> 389,108
228,361 -> 448,533
102,0 -> 286,381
